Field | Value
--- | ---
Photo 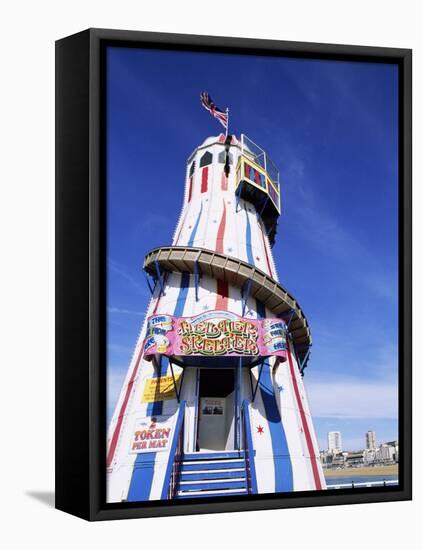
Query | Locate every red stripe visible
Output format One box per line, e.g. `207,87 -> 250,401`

286,343 -> 322,490
221,172 -> 228,191
215,200 -> 226,253
201,167 -> 208,193
107,291 -> 163,467
188,176 -> 193,202
106,349 -> 142,467
215,279 -> 229,310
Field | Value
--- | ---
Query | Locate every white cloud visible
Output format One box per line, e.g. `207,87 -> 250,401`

306,377 -> 398,420
107,367 -> 127,421
108,306 -> 145,316
107,257 -> 148,296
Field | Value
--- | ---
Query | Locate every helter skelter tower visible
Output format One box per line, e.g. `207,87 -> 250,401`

107,131 -> 326,502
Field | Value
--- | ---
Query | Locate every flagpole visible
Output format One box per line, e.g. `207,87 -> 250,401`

225,107 -> 229,138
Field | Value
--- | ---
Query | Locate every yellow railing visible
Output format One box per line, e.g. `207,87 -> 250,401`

236,155 -> 281,214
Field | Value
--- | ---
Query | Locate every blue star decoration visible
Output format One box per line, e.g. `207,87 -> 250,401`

202,305 -> 209,311
227,247 -> 233,253
279,385 -> 285,392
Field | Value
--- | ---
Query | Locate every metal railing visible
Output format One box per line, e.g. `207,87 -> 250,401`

242,399 -> 258,494
240,134 -> 280,190
327,479 -> 399,490
161,400 -> 186,499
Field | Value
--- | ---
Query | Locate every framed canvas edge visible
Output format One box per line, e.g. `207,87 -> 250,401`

56,28 -> 412,522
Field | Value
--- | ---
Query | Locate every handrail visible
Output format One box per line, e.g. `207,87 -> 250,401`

242,399 -> 258,494
160,400 -> 186,499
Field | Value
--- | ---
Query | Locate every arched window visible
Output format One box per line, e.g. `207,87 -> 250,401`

218,151 -> 233,165
199,151 -> 213,167
189,161 -> 195,177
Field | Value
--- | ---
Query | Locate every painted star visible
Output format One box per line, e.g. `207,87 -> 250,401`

227,247 -> 233,253
202,305 -> 209,311
256,256 -> 260,262
213,219 -> 217,223
279,385 -> 284,392
257,425 -> 264,435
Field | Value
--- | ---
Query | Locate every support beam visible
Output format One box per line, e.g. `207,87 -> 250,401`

193,258 -> 200,302
286,308 -> 295,332
241,278 -> 252,317
169,360 -> 181,403
298,348 -> 311,375
154,259 -> 166,296
143,270 -> 155,295
251,360 -> 264,402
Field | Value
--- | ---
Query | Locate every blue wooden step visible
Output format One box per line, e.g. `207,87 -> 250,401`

178,480 -> 247,492
181,470 -> 244,481
183,451 -> 245,461
181,460 -> 245,471
175,490 -> 248,499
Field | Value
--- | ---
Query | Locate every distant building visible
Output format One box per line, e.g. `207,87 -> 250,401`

345,451 -> 364,467
366,430 -> 377,450
328,431 -> 342,454
363,448 -> 376,465
377,444 -> 396,463
385,441 -> 399,462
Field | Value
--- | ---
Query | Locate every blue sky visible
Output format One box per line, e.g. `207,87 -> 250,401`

107,46 -> 398,452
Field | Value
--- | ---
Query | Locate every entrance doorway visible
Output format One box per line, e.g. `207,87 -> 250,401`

197,369 -> 235,451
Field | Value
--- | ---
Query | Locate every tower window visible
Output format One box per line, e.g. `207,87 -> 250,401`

189,161 -> 196,177
218,151 -> 233,165
199,151 -> 213,167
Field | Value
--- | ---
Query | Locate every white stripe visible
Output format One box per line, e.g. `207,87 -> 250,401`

178,488 -> 246,496
179,477 -> 245,485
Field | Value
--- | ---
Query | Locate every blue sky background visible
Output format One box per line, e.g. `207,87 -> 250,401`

107,46 -> 398,452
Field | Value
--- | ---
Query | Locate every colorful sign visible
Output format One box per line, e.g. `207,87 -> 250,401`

143,310 -> 287,359
141,374 -> 181,403
130,415 -> 175,453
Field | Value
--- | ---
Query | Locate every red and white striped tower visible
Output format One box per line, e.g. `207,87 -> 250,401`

106,133 -> 325,502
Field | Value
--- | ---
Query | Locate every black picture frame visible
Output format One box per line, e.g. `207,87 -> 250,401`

55,28 -> 412,521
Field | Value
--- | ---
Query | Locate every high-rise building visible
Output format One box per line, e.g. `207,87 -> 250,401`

328,431 -> 342,454
366,430 -> 377,450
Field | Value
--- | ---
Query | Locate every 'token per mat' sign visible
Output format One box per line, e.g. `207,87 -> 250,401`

130,415 -> 175,453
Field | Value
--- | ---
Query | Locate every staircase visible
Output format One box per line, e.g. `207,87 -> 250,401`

175,451 -> 248,499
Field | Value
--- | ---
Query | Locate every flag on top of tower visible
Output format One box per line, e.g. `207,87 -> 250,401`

200,91 -> 229,130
